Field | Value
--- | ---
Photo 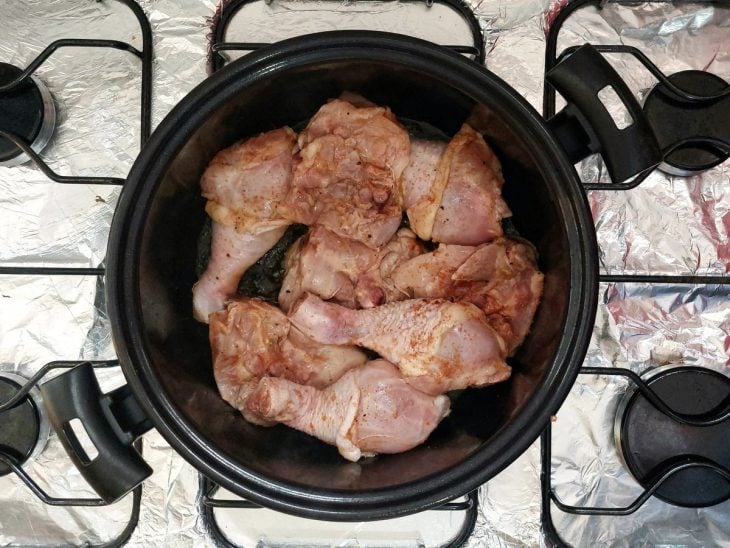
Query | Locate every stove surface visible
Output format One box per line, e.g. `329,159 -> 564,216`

0,1 -> 728,547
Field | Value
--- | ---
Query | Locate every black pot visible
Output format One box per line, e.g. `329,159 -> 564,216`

41,31 -> 661,520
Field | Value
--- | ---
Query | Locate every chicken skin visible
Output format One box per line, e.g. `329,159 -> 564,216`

289,293 -> 510,394
193,221 -> 289,324
197,97 -> 544,461
210,298 -> 366,423
279,226 -> 424,311
400,139 -> 446,210
277,97 -> 410,248
391,238 -> 544,353
193,127 -> 297,322
403,125 -> 510,245
245,360 -> 451,461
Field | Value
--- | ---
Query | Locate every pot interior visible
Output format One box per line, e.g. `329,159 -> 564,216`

136,57 -> 575,491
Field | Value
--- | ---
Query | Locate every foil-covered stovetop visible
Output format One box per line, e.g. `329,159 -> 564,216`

0,1 -> 728,546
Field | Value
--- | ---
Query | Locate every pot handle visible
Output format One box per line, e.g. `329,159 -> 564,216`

546,44 -> 662,184
40,363 -> 153,503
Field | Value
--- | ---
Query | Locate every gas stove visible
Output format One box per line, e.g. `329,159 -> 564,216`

0,1 -> 728,546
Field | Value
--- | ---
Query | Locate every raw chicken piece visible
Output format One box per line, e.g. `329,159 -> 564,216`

405,124 -> 510,245
193,221 -> 288,323
201,127 -> 297,231
245,360 -> 451,461
356,227 -> 424,307
278,226 -> 424,311
400,139 -> 445,209
279,226 -> 372,311
391,238 -> 544,353
277,96 -> 410,248
193,127 -> 297,322
210,298 -> 366,423
457,241 -> 544,353
289,293 -> 510,394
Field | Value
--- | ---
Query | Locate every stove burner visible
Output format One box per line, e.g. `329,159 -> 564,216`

643,70 -> 730,177
0,372 -> 49,476
615,365 -> 730,508
0,62 -> 56,167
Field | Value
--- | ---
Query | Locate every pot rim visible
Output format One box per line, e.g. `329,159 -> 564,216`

107,30 -> 598,521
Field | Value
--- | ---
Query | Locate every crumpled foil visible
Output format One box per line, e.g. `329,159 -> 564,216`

474,2 -> 730,547
0,0 -> 728,546
0,0 -> 210,545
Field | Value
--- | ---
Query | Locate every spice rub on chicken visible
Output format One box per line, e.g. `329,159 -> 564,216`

245,360 -> 450,462
277,96 -> 410,248
278,226 -> 423,311
402,124 -> 511,245
194,94 -> 544,460
391,238 -> 544,354
289,293 -> 510,395
209,298 -> 367,424
193,127 -> 297,322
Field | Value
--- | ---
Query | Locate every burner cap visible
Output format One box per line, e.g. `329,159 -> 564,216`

0,373 -> 45,476
0,62 -> 56,166
642,70 -> 730,176
615,366 -> 730,507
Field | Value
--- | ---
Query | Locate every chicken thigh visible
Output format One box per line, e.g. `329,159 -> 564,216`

210,298 -> 366,423
279,226 -> 424,311
245,360 -> 451,461
277,96 -> 410,247
193,127 -> 297,322
289,293 -> 510,394
400,139 -> 445,209
404,124 -> 511,245
391,238 -> 544,353
356,227 -> 424,307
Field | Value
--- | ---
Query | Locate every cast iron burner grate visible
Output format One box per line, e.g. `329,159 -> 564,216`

207,0 -> 486,73
0,0 -> 152,546
0,12 -> 151,186
541,0 -> 730,546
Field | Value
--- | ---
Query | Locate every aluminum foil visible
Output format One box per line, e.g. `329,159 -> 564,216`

0,0 -> 208,545
476,2 -> 730,547
0,0 -> 728,547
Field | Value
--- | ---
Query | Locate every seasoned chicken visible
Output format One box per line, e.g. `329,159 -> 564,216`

391,238 -> 544,353
400,139 -> 446,209
357,227 -> 424,307
196,94 -> 546,462
277,96 -> 410,248
193,221 -> 288,324
289,293 -> 511,394
245,360 -> 451,461
404,124 -> 511,245
210,298 -> 367,423
193,127 -> 297,322
279,226 -> 424,311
